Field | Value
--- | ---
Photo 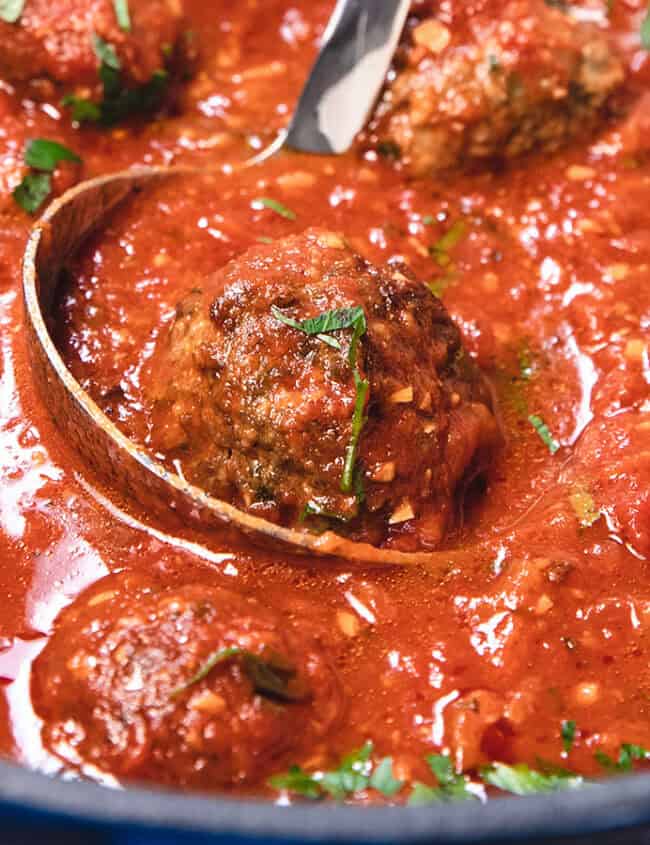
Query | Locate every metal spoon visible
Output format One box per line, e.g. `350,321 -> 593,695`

248,0 -> 411,164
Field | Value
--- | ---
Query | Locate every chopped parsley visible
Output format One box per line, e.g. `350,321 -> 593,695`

409,754 -> 477,805
170,646 -> 306,702
13,138 -> 81,214
13,172 -> 52,215
113,0 -> 131,31
271,305 -> 369,496
269,742 -> 404,800
0,0 -> 24,23
429,220 -> 467,267
595,743 -> 650,773
641,7 -> 650,50
562,720 -> 577,753
481,762 -> 583,795
24,138 -> 81,171
62,35 -> 168,125
528,413 -> 560,454
253,197 -> 297,220
341,369 -> 369,493
270,739 -> 650,804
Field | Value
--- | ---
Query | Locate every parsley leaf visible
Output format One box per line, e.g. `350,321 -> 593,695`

170,646 -> 306,702
595,743 -> 650,773
271,304 -> 369,496
0,0 -> 25,23
369,756 -> 404,797
113,0 -> 131,31
253,197 -> 297,220
269,766 -> 322,799
24,139 -> 81,171
529,413 -> 560,454
408,754 -> 477,804
62,36 -> 168,125
429,220 -> 467,267
481,762 -> 583,795
562,720 -> 576,753
269,743 -> 403,801
641,7 -> 650,50
13,138 -> 81,215
12,172 -> 52,215
320,743 -> 374,799
341,369 -> 369,494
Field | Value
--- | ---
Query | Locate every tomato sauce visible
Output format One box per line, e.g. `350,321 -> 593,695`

0,0 -> 649,803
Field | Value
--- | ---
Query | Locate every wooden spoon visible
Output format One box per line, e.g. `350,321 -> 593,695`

22,167 -> 473,569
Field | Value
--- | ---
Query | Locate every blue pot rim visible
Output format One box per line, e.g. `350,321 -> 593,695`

0,758 -> 649,842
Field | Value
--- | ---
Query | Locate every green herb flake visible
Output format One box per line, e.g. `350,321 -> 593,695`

271,304 -> 369,494
368,757 -> 404,797
596,743 -> 649,773
569,486 -> 601,528
320,742 -> 374,799
12,171 -> 51,215
171,646 -> 305,702
93,34 -> 121,71
24,139 -> 81,171
481,762 -> 583,795
561,720 -> 576,753
641,6 -> 650,50
529,413 -> 560,454
253,197 -> 296,220
421,214 -> 435,226
341,369 -> 369,494
269,766 -> 322,800
270,743 -> 403,802
0,0 -> 24,22
407,754 -> 477,805
426,273 -> 455,298
113,0 -> 131,31
429,220 -> 467,267
63,35 -> 168,126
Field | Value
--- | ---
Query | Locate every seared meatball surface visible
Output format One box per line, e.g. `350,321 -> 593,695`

0,0 -> 183,94
371,0 -> 624,175
31,575 -> 342,788
143,228 -> 498,550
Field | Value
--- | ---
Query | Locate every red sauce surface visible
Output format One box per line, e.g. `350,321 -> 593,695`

0,0 -> 649,803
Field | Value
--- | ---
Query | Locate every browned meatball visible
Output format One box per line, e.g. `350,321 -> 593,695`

142,228 -> 498,550
31,575 -> 342,788
0,0 -> 183,97
370,0 -> 624,175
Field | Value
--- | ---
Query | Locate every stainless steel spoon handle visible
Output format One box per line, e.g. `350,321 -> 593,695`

285,0 -> 411,155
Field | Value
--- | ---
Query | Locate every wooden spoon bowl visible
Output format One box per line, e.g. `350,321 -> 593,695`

22,167 -> 462,568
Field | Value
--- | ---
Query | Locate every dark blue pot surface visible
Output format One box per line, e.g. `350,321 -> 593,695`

1,759 -> 650,844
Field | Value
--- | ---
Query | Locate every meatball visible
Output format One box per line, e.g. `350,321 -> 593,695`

0,0 -> 183,96
371,0 -> 624,174
143,228 -> 498,550
31,575 -> 342,788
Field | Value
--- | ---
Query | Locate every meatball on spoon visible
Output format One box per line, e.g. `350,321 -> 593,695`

23,168 -> 500,568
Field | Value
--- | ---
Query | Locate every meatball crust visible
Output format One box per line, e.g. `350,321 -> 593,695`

0,0 -> 183,92
371,0 -> 624,174
31,575 -> 342,788
143,228 -> 498,550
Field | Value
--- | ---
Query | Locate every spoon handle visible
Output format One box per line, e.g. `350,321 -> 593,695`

285,0 -> 411,155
